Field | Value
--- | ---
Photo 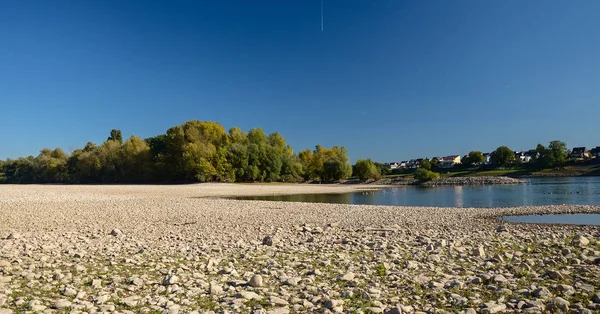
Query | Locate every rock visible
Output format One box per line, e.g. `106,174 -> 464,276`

0,261 -> 10,269
6,233 -> 20,240
572,235 -> 589,246
496,225 -> 507,233
128,277 -> 144,286
122,296 -> 140,307
324,299 -> 343,309
339,272 -> 355,281
270,296 -> 289,306
262,236 -> 274,246
240,291 -> 262,300
91,279 -> 102,288
96,294 -> 110,304
367,307 -> 384,313
210,281 -> 223,294
547,297 -> 570,313
493,275 -> 507,283
383,308 -> 401,314
30,304 -> 46,311
557,284 -> 575,296
473,246 -> 486,257
110,228 -> 122,236
0,310 -> 12,314
483,304 -> 506,313
162,274 -> 179,286
52,299 -> 72,309
592,292 -> 600,303
267,308 -> 290,314
465,309 -> 477,314
546,270 -> 564,280
62,287 -> 77,296
249,274 -> 263,287
532,287 -> 551,298
285,277 -> 301,286
404,260 -> 418,269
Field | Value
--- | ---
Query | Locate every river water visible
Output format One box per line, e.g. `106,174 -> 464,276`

235,177 -> 600,208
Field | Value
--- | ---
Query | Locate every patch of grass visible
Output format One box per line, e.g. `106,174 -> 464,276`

375,264 -> 387,277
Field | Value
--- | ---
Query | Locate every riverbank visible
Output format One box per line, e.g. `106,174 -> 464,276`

363,176 -> 527,186
1,184 -> 599,313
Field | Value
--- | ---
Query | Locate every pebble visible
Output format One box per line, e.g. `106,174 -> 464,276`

249,274 -> 263,287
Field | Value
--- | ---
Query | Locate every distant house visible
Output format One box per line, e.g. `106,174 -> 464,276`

386,162 -> 400,170
590,147 -> 600,158
515,150 -> 536,163
570,147 -> 587,159
406,159 -> 419,169
482,153 -> 492,165
438,155 -> 461,168
399,161 -> 407,168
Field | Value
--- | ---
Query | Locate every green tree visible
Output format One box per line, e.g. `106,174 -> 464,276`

414,168 -> 440,181
491,146 -> 515,167
322,157 -> 352,182
354,159 -> 382,180
108,129 -> 123,144
419,159 -> 432,170
464,151 -> 484,165
548,140 -> 568,166
431,157 -> 439,168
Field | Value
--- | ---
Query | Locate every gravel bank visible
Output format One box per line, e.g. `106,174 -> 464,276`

1,184 -> 599,314
420,176 -> 527,186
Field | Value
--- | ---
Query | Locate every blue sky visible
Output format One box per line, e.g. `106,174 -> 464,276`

1,0 -> 599,162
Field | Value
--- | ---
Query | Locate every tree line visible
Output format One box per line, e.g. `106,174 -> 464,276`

0,120 -> 353,184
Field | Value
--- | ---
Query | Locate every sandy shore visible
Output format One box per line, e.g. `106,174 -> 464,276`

0,184 -> 599,314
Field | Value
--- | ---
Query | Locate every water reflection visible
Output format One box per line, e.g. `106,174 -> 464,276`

231,177 -> 600,208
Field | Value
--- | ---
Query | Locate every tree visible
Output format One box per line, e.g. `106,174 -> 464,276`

491,146 -> 515,167
108,129 -> 123,144
414,168 -> 440,181
464,151 -> 484,165
431,157 -> 439,168
322,157 -> 352,182
419,159 -> 432,170
354,159 -> 382,180
534,140 -> 568,169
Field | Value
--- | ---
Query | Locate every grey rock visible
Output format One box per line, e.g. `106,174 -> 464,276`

532,287 -> 550,298
547,297 -> 569,313
262,236 -> 274,246
162,274 -> 179,286
52,299 -> 72,309
269,296 -> 289,306
572,235 -> 589,246
249,274 -> 263,288
110,228 -> 122,236
339,272 -> 355,281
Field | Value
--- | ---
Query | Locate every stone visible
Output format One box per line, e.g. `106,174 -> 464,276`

592,292 -> 600,303
210,281 -> 223,294
122,296 -> 140,307
340,272 -> 355,281
162,274 -> 179,286
96,294 -> 110,304
496,225 -> 507,232
6,233 -> 20,240
110,228 -> 122,236
267,308 -> 290,314
0,261 -> 10,269
465,308 -> 477,314
262,236 -> 274,246
240,291 -> 262,300
546,270 -> 564,280
483,304 -> 506,314
249,274 -> 263,287
367,307 -> 384,313
383,308 -> 401,314
547,297 -> 570,313
324,299 -> 343,309
493,275 -> 507,283
572,235 -> 589,246
270,296 -> 289,306
91,279 -> 102,288
532,287 -> 551,298
62,287 -> 77,296
0,310 -> 13,314
473,246 -> 486,257
52,299 -> 72,309
404,260 -> 418,269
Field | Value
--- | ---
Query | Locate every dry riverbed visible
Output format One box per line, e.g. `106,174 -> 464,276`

0,184 -> 599,314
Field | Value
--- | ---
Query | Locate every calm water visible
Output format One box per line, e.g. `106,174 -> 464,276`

234,177 -> 600,208
503,214 -> 600,225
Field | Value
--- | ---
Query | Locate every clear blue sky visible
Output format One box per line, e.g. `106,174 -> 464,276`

1,0 -> 599,162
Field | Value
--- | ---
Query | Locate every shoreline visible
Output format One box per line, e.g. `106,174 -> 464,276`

1,184 -> 599,313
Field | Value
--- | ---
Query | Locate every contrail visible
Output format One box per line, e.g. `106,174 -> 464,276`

321,0 -> 323,31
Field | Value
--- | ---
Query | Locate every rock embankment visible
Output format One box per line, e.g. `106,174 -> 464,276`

420,176 -> 527,186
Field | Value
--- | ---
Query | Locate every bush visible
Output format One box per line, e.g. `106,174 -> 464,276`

414,168 -> 440,181
354,159 -> 382,180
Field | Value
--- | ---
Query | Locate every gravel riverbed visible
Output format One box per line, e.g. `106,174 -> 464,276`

0,184 -> 599,314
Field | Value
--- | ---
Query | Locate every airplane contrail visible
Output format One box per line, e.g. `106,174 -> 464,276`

321,0 -> 323,32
